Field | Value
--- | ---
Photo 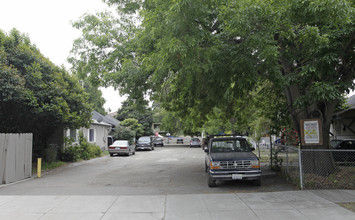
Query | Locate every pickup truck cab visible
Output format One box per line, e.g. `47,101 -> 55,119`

204,135 -> 261,187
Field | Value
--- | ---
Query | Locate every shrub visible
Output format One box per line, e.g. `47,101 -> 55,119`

58,145 -> 80,162
44,145 -> 58,162
271,148 -> 283,171
91,145 -> 102,157
58,131 -> 103,162
77,131 -> 102,160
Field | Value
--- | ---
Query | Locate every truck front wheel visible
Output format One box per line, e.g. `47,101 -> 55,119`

208,175 -> 217,187
253,177 -> 261,186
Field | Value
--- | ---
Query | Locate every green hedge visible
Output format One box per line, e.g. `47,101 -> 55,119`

58,132 -> 102,162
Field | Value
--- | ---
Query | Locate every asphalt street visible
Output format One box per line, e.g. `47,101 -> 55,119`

1,145 -> 355,219
0,145 -> 294,196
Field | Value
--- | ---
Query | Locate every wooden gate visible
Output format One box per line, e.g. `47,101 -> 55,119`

0,133 -> 33,184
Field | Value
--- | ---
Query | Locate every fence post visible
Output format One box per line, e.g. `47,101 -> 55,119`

286,146 -> 289,174
37,158 -> 42,178
298,147 -> 304,190
270,141 -> 273,167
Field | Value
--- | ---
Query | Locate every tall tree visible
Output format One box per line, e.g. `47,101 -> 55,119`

83,80 -> 107,115
70,0 -> 355,174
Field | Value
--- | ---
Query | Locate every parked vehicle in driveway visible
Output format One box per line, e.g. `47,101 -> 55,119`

177,137 -> 184,144
205,135 -> 261,187
109,140 -> 135,156
136,136 -> 154,151
190,138 -> 201,148
330,139 -> 355,163
153,137 -> 164,147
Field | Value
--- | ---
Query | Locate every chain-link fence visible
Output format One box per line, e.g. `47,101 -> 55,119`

273,142 -> 355,190
273,145 -> 301,187
302,149 -> 355,189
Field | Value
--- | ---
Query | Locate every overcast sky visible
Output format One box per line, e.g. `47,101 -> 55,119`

0,0 -> 125,113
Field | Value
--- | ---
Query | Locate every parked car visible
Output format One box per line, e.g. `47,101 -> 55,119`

190,138 -> 201,148
107,136 -> 114,147
109,140 -> 135,156
330,139 -> 355,162
177,137 -> 184,144
205,135 -> 261,187
136,136 -> 154,151
153,137 -> 164,147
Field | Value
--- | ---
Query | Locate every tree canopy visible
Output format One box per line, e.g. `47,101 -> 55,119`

70,0 -> 355,147
0,29 -> 92,155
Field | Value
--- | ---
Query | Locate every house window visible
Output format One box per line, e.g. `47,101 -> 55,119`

89,129 -> 95,142
70,129 -> 77,142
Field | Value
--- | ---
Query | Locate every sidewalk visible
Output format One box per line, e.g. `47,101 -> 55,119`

0,190 -> 355,220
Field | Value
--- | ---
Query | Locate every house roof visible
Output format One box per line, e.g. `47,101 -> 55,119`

346,94 -> 355,109
334,95 -> 355,116
91,119 -> 112,127
92,111 -> 105,122
108,111 -> 117,117
104,114 -> 120,127
91,111 -> 120,127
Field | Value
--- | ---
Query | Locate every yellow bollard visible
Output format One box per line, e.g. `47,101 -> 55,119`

37,158 -> 42,178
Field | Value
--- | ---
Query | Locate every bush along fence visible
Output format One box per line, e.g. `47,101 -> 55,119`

273,144 -> 355,189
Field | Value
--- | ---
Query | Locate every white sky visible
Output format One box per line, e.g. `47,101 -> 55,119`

0,0 -> 125,113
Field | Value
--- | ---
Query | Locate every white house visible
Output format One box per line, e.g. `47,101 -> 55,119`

65,111 -> 112,150
331,95 -> 355,139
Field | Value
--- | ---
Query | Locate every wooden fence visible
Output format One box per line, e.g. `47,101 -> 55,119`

0,133 -> 33,184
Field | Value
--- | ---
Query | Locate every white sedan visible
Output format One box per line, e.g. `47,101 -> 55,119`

109,140 -> 136,156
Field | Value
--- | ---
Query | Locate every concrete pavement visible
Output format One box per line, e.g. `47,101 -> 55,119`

0,190 -> 355,219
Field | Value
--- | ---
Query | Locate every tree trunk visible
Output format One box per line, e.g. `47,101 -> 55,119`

284,84 -> 338,176
301,125 -> 336,176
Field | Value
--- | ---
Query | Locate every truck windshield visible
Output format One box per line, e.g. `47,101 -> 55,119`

211,140 -> 252,153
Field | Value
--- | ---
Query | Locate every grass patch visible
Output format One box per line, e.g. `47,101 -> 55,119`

257,149 -> 271,163
337,202 -> 355,213
102,150 -> 109,156
42,161 -> 67,170
32,161 -> 67,174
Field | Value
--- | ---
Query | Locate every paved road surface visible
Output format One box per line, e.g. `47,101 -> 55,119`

1,145 -> 355,219
0,145 -> 294,196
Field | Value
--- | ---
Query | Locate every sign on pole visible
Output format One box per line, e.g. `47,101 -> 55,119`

300,119 -> 323,146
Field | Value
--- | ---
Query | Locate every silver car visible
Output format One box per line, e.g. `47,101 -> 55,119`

109,140 -> 136,156
190,138 -> 201,148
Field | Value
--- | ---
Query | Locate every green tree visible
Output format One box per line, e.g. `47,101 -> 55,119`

159,110 -> 182,136
70,0 -> 355,174
111,124 -> 135,140
120,118 -> 144,137
83,80 -> 106,115
0,29 -> 92,158
115,100 -> 153,136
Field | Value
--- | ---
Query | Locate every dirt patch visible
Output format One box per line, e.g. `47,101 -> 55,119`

303,166 -> 355,189
337,202 -> 355,213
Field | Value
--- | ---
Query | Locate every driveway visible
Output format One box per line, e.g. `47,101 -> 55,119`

0,145 -> 295,196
